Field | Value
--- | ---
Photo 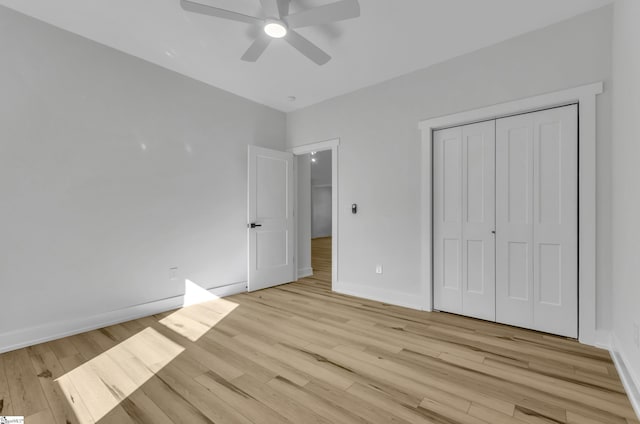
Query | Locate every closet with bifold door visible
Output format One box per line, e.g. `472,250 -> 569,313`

433,104 -> 578,338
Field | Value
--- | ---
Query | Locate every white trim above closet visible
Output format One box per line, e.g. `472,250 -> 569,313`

420,82 -> 603,345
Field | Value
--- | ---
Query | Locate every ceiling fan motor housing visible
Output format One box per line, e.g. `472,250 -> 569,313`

264,18 -> 288,38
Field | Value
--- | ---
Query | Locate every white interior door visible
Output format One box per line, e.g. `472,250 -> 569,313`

434,121 -> 495,320
248,145 -> 295,292
433,126 -> 463,314
495,113 -> 535,330
461,121 -> 496,321
496,105 -> 578,337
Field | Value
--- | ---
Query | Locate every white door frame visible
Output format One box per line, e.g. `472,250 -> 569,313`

419,82 -> 603,346
289,139 -> 340,286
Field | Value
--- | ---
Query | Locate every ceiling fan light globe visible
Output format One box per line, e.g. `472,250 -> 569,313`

264,20 -> 287,38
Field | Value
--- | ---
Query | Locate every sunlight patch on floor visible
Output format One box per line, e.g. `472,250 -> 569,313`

53,280 -> 239,423
182,279 -> 219,307
55,327 -> 185,423
158,279 -> 239,341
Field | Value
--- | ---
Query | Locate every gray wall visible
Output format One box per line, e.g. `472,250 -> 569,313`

0,6 -> 286,341
312,186 -> 332,238
611,0 -> 640,396
311,150 -> 332,186
287,6 -> 613,328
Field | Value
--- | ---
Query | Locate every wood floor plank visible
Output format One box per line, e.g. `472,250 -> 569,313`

200,329 -> 296,384
95,403 -> 138,424
195,370 -> 295,424
156,364 -> 254,424
266,376 -> 367,424
116,390 -> 175,424
0,236 -> 636,424
25,408 -> 57,424
442,352 -> 634,418
333,343 -> 516,415
348,381 -> 476,424
54,352 -> 97,424
235,334 -> 354,390
370,344 -> 568,422
140,375 -> 214,424
3,348 -> 49,417
468,403 -> 529,424
26,343 -> 80,424
231,374 -> 334,424
47,337 -> 80,364
303,379 -> 414,424
0,353 -> 14,416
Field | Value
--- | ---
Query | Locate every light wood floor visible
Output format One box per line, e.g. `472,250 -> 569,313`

1,236 -> 638,423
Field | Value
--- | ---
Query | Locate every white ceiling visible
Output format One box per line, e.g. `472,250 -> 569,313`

0,0 -> 612,112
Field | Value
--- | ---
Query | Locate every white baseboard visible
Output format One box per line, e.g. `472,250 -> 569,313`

333,281 -> 426,311
209,281 -> 247,298
297,267 -> 314,279
0,281 -> 247,354
611,335 -> 640,420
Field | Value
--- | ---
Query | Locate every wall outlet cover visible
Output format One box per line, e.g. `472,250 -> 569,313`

169,267 -> 178,280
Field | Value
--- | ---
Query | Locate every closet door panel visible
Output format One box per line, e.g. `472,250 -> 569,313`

461,121 -> 495,321
496,105 -> 578,337
434,122 -> 495,319
496,114 -> 535,329
532,105 -> 578,338
433,127 -> 463,314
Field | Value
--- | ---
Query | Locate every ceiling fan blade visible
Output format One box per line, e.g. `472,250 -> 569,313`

259,0 -> 280,18
276,0 -> 290,18
180,0 -> 261,25
285,0 -> 360,29
285,30 -> 331,65
241,35 -> 272,62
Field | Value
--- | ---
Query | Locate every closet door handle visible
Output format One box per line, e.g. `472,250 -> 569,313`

249,223 -> 262,229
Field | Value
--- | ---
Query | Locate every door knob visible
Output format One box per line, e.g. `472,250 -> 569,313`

249,223 -> 262,228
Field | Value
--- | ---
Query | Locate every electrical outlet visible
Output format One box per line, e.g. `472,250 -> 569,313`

375,264 -> 383,274
169,267 -> 178,280
634,322 -> 639,349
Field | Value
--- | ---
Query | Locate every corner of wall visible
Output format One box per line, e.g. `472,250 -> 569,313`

610,334 -> 640,420
594,329 -> 612,350
297,267 -> 313,279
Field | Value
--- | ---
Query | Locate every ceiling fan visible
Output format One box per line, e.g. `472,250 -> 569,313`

180,0 -> 360,65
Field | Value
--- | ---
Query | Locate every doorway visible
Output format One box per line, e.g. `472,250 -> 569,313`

290,139 -> 340,288
310,150 -> 332,283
